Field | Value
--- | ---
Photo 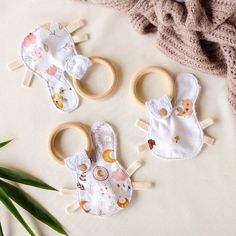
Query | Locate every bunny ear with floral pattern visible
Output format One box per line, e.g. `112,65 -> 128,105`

65,150 -> 91,173
65,55 -> 92,80
91,121 -> 117,162
19,21 -> 89,113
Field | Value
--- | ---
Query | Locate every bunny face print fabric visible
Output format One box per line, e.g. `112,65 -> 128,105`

144,73 -> 213,160
65,122 -> 132,216
21,21 -> 91,113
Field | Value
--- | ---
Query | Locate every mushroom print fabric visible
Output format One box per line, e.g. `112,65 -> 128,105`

21,21 -> 91,112
65,122 -> 133,216
138,73 -> 215,160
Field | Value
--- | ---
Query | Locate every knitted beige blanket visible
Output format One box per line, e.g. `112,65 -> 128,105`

77,0 -> 236,116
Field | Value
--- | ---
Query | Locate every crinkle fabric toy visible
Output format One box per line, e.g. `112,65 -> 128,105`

48,121 -> 152,216
132,67 -> 215,160
8,19 -> 117,113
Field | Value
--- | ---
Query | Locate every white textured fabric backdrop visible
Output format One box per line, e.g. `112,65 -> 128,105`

0,0 -> 236,235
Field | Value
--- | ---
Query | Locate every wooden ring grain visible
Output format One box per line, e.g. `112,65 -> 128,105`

131,66 -> 175,107
48,122 -> 92,165
72,56 -> 117,100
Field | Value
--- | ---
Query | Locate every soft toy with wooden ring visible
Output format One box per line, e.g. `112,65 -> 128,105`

48,121 -> 92,165
48,121 -> 152,216
131,66 -> 175,107
131,67 -> 215,160
72,56 -> 117,100
8,19 -> 118,113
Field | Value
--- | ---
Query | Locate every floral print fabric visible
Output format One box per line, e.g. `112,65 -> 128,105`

21,21 -> 91,113
65,122 -> 133,216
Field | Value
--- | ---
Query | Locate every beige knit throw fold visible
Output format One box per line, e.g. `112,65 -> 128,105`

77,0 -> 236,116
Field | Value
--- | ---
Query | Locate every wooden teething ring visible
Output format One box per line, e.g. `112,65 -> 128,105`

72,56 -> 117,100
48,122 -> 93,165
131,66 -> 175,107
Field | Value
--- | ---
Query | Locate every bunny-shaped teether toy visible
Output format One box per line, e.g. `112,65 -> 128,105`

132,67 -> 215,160
49,121 -> 151,216
8,19 -> 117,113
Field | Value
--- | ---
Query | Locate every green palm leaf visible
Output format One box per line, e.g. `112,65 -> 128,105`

0,180 -> 68,235
0,188 -> 36,236
0,167 -> 56,191
0,140 -> 13,149
0,222 -> 3,236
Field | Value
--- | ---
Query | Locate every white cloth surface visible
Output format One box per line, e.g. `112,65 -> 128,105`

0,0 -> 236,235
146,74 -> 203,159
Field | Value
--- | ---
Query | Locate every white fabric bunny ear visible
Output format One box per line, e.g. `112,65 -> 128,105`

65,54 -> 92,80
146,95 -> 173,119
91,121 -> 117,162
65,149 -> 91,173
136,72 -> 215,160
174,73 -> 200,117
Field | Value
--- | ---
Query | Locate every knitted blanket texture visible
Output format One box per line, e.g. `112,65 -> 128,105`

77,0 -> 236,116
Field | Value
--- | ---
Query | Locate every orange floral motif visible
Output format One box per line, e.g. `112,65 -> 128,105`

79,200 -> 91,213
117,198 -> 129,208
93,166 -> 109,181
159,108 -> 168,117
102,149 -> 116,163
41,23 -> 51,31
174,135 -> 180,143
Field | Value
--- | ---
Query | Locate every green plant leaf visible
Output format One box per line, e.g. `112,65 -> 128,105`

0,222 -> 3,236
0,180 -> 68,235
0,140 -> 13,149
0,167 -> 57,191
0,188 -> 36,236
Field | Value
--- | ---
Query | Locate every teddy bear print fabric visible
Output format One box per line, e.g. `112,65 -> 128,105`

65,122 -> 132,216
144,73 -> 213,159
20,21 -> 91,112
